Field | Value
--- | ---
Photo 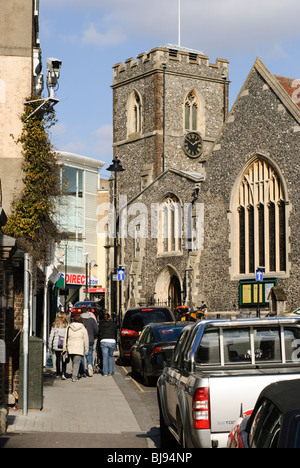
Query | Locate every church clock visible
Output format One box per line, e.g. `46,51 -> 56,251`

182,132 -> 203,158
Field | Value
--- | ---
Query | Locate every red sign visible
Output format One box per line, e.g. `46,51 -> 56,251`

61,273 -> 98,286
84,287 -> 105,293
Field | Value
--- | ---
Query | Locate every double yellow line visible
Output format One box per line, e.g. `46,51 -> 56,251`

121,366 -> 145,393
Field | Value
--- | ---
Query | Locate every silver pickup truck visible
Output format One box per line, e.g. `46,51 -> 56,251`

157,316 -> 300,448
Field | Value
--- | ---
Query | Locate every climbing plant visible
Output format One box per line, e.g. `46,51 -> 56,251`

3,96 -> 61,260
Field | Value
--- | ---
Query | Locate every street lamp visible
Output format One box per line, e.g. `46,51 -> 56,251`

84,252 -> 89,300
89,260 -> 98,300
107,158 -> 125,319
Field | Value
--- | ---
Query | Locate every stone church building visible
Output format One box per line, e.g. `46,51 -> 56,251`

108,44 -> 300,316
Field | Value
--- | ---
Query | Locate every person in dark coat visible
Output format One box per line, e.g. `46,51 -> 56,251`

98,313 -> 117,376
81,308 -> 99,376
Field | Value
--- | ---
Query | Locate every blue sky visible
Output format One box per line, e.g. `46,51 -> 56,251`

39,0 -> 300,178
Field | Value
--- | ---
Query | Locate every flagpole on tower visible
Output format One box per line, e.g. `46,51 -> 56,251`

178,0 -> 181,46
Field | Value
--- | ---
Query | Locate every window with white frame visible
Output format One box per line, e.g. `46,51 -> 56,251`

158,195 -> 182,254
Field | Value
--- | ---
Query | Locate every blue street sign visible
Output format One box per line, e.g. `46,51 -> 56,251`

256,270 -> 263,282
117,269 -> 125,281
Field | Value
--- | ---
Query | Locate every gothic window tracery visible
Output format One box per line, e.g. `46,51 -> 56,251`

237,158 -> 287,275
185,91 -> 198,131
158,195 -> 182,254
127,90 -> 142,137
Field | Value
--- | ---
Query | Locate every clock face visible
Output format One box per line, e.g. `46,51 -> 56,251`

182,132 -> 203,158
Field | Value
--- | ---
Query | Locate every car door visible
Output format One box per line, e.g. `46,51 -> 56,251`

131,326 -> 146,371
135,327 -> 150,374
165,328 -> 191,424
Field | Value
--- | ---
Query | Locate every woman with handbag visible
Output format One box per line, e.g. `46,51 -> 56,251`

64,315 -> 89,382
48,312 -> 68,380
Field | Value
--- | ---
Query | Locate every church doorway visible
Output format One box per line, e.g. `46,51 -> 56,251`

154,266 -> 182,312
169,275 -> 181,311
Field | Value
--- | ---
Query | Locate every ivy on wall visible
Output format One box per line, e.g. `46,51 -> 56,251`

3,97 -> 61,259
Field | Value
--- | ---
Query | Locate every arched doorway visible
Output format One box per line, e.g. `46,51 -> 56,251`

154,266 -> 182,312
169,275 -> 181,311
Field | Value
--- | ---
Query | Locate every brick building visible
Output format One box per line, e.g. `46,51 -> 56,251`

107,45 -> 300,318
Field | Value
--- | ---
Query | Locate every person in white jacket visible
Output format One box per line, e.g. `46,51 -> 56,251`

64,315 -> 89,382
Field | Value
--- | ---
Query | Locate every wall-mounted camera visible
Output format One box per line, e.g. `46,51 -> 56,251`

46,57 -> 62,98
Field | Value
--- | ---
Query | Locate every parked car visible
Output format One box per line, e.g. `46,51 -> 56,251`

130,322 -> 187,385
281,306 -> 300,317
71,301 -> 104,320
228,379 -> 300,448
119,306 -> 175,362
157,316 -> 300,448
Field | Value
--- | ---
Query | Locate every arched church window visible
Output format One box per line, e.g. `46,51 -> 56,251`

185,91 -> 198,131
158,195 -> 182,254
127,90 -> 142,136
237,158 -> 287,275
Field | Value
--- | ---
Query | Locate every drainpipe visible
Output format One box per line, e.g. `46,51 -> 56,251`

162,63 -> 166,172
23,253 -> 30,416
43,278 -> 49,367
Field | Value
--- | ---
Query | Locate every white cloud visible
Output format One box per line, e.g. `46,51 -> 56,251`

93,124 -> 113,157
51,122 -> 67,137
81,24 -> 125,47
41,0 -> 300,55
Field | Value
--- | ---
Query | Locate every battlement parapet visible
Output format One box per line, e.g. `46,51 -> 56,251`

112,44 -> 229,85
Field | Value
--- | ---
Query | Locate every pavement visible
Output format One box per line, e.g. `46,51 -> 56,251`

0,359 -> 160,449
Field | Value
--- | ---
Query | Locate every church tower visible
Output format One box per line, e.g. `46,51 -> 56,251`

112,44 -> 229,201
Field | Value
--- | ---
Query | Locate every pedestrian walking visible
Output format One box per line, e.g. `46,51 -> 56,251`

81,307 -> 99,376
64,315 -> 89,382
48,312 -> 68,380
98,313 -> 117,376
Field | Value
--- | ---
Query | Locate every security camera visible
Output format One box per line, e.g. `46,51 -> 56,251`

46,57 -> 62,98
47,57 -> 62,74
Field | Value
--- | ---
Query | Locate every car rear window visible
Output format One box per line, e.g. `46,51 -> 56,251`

195,325 -> 300,366
123,308 -> 173,330
154,325 -> 185,342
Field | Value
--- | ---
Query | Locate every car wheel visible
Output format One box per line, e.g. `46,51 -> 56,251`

131,358 -> 137,377
177,417 -> 187,449
143,364 -> 149,386
159,405 -> 177,448
118,344 -> 126,365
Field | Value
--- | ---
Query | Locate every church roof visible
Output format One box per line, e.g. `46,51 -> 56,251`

161,43 -> 204,56
123,167 -> 204,208
226,58 -> 300,126
253,58 -> 300,122
170,168 -> 204,181
274,75 -> 300,109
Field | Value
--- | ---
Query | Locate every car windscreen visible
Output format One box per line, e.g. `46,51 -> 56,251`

123,309 -> 173,330
153,325 -> 185,343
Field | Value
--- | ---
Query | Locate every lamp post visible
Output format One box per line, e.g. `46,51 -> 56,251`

84,252 -> 89,300
107,158 -> 125,319
89,260 -> 98,300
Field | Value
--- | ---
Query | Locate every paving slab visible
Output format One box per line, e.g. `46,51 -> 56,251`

4,367 -> 151,448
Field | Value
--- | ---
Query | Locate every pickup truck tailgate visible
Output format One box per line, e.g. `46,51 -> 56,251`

208,368 -> 300,433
